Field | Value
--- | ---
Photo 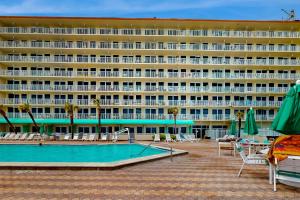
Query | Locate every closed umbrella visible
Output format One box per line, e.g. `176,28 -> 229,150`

271,83 -> 300,134
244,108 -> 258,136
39,124 -> 45,135
229,119 -> 237,136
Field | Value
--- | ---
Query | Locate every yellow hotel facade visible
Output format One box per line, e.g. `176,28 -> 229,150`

0,16 -> 299,139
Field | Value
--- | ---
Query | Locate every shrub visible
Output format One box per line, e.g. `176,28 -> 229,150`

170,134 -> 176,140
151,133 -> 176,141
160,133 -> 166,141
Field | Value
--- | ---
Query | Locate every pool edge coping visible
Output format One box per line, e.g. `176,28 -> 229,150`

0,143 -> 188,170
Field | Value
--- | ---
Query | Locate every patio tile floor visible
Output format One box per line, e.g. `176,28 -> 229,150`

0,140 -> 299,199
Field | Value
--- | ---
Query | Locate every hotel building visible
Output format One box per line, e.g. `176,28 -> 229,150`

0,16 -> 299,139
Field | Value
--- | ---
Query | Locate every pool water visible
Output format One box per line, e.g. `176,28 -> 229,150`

0,144 -> 168,163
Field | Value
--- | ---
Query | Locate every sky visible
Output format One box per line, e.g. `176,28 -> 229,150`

0,0 -> 299,20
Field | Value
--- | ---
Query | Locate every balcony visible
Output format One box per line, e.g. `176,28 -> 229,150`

0,27 -> 299,39
0,98 -> 282,108
0,55 -> 299,66
0,84 -> 290,94
4,113 -> 275,121
4,40 -> 294,53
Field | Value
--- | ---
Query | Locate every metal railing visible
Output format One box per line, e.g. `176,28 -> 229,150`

0,98 -> 283,108
4,113 -> 275,121
0,55 -> 299,66
0,70 -> 298,80
0,41 -> 299,52
0,84 -> 290,94
1,27 -> 299,38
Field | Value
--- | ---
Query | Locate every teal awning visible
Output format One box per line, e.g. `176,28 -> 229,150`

0,118 -> 194,125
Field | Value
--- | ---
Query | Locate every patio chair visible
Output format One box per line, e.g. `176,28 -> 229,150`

153,133 -> 160,142
165,133 -> 173,142
236,142 -> 267,177
273,156 -> 300,191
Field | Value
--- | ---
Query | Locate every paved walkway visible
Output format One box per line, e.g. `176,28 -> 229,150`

0,140 -> 299,199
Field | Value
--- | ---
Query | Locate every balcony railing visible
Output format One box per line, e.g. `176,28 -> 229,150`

0,41 -> 299,52
0,27 -> 299,39
1,70 -> 297,80
0,84 -> 290,93
4,113 -> 275,121
0,98 -> 283,107
0,55 -> 299,66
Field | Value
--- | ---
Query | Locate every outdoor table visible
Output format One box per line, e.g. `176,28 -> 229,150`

248,142 -> 271,155
240,142 -> 271,155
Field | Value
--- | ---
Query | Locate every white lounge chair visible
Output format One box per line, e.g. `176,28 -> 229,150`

64,134 -> 70,140
26,133 -> 35,140
216,134 -> 229,142
112,133 -> 118,142
175,134 -> 185,142
13,133 -> 22,140
184,134 -> 198,143
153,133 -> 160,142
165,133 -> 173,142
236,143 -> 266,177
101,134 -> 107,141
88,134 -> 96,141
73,133 -> 79,140
81,133 -> 88,141
0,132 -> 6,139
19,133 -> 28,140
8,133 -> 16,140
1,133 -> 10,140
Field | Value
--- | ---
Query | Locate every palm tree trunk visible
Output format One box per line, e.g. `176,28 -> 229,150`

0,110 -> 17,134
174,114 -> 177,135
238,118 -> 241,138
70,114 -> 74,139
98,108 -> 101,140
28,111 -> 39,133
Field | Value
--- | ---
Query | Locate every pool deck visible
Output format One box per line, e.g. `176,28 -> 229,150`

0,140 -> 299,199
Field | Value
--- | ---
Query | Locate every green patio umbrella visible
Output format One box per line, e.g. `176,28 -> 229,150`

229,119 -> 237,136
39,124 -> 45,135
271,84 -> 300,134
244,108 -> 258,136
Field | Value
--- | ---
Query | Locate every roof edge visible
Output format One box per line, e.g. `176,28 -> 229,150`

0,15 -> 299,23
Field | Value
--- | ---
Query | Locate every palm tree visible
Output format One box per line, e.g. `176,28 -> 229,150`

0,105 -> 17,134
168,107 -> 179,135
92,98 -> 101,140
236,111 -> 244,138
64,102 -> 77,139
18,103 -> 40,133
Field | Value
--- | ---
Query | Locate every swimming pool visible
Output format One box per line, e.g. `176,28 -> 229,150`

0,144 -> 168,163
